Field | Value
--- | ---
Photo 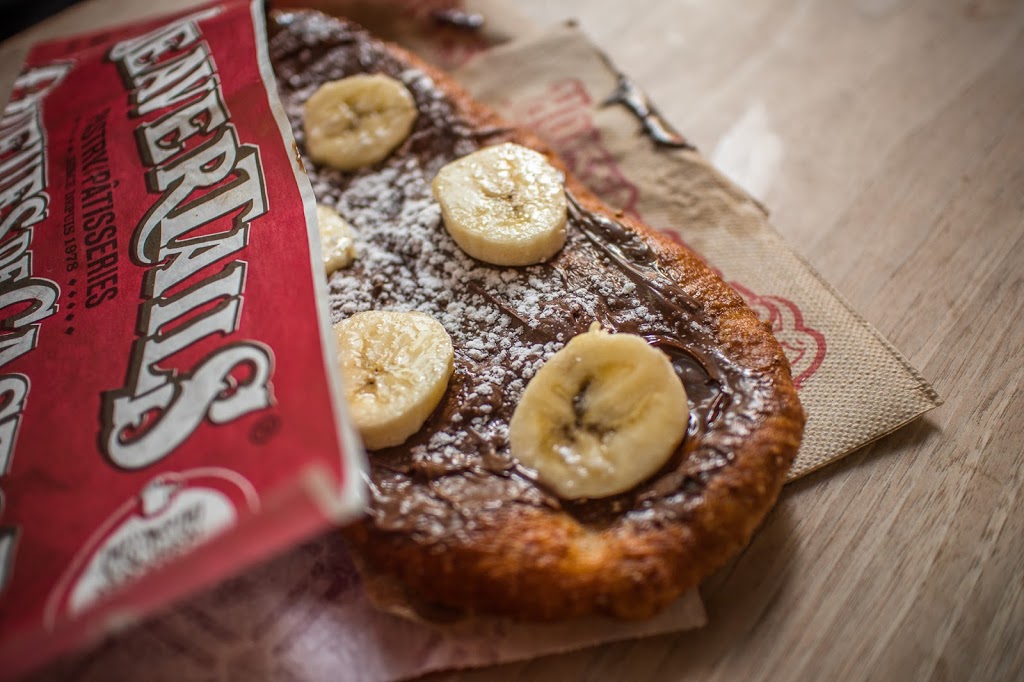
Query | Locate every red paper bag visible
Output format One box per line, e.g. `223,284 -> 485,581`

0,2 -> 366,677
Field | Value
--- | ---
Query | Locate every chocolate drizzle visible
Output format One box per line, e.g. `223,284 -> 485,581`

431,8 -> 485,30
268,12 -> 774,545
603,74 -> 694,150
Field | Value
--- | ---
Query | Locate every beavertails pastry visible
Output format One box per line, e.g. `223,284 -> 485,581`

268,10 -> 805,620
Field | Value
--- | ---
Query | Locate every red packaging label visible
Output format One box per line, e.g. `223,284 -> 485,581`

0,1 -> 366,676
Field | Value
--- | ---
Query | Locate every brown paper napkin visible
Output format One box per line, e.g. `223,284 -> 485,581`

452,23 -> 942,479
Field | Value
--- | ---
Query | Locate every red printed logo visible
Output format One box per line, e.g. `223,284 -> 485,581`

45,469 -> 259,625
100,11 -> 275,470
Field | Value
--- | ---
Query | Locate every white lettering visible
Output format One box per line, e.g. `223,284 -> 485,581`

0,61 -> 68,527
0,528 -> 15,594
107,7 -> 219,75
102,18 -> 272,469
0,374 -> 27,475
134,46 -> 217,117
106,343 -> 273,469
148,223 -> 246,295
137,85 -> 228,166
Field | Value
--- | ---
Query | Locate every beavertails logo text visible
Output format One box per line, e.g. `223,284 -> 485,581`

100,11 -> 274,470
0,64 -> 68,482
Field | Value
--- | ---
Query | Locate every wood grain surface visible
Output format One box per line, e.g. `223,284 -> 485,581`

1,0 -> 1021,680
433,0 -> 1024,680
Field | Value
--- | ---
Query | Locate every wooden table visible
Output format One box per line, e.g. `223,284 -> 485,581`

3,1 -> 1022,680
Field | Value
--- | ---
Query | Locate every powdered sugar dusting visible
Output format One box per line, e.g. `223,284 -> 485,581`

270,16 -> 706,528
275,44 -> 572,480
323,152 -> 566,417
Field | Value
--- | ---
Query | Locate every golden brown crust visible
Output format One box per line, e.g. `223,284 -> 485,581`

278,10 -> 805,620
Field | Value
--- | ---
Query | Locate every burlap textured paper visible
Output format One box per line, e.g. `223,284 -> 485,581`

453,23 -> 942,479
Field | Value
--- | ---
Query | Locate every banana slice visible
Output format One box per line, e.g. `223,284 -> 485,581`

431,142 -> 567,266
317,203 -> 357,274
334,311 -> 454,450
304,74 -> 417,171
508,324 -> 688,499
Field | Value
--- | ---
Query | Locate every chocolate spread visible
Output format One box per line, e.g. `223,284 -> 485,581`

269,12 -> 773,544
603,74 -> 693,150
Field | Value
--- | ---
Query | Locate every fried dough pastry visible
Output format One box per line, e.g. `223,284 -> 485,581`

269,10 -> 804,620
